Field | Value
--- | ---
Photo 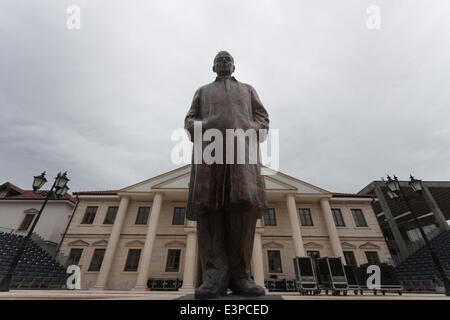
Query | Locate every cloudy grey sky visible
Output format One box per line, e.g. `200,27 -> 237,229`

1,0 -> 450,194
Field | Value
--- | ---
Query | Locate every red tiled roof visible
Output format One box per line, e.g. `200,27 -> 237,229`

332,192 -> 375,198
1,182 -> 76,204
0,182 -> 24,194
74,190 -> 118,196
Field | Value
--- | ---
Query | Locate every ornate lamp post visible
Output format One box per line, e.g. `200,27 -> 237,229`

0,171 -> 70,292
385,175 -> 450,296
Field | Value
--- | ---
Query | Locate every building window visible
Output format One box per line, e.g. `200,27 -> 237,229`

264,208 -> 277,226
103,206 -> 118,224
307,250 -> 321,260
351,209 -> 368,227
88,249 -> 106,271
18,214 -> 35,231
299,209 -> 313,226
81,206 -> 98,224
267,250 -> 283,273
343,251 -> 357,266
165,249 -> 181,272
135,207 -> 150,225
331,209 -> 345,227
0,191 -> 7,198
365,251 -> 380,265
67,248 -> 83,266
172,207 -> 185,225
124,249 -> 141,272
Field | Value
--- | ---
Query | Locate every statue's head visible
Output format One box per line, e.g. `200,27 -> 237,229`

213,51 -> 235,77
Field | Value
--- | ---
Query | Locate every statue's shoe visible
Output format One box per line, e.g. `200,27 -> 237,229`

229,278 -> 265,297
195,283 -> 227,299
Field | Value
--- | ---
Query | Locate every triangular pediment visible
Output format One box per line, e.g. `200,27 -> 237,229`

92,240 -> 108,247
341,242 -> 357,249
359,242 -> 380,249
165,240 -> 185,248
120,165 -> 329,195
121,165 -> 191,192
153,173 -> 191,189
24,208 -> 39,214
68,240 -> 90,247
126,240 -> 145,247
262,241 -> 284,248
304,242 -> 323,249
261,167 -> 330,194
264,176 -> 296,190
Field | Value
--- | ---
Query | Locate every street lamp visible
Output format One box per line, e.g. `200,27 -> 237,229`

386,175 -> 401,194
55,171 -> 70,190
408,175 -> 423,193
0,171 -> 70,292
55,185 -> 70,197
32,172 -> 47,191
384,174 -> 450,296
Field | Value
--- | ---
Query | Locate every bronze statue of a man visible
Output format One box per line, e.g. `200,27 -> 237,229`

184,51 -> 269,299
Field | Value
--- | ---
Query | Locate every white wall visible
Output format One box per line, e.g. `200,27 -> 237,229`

0,200 -> 75,245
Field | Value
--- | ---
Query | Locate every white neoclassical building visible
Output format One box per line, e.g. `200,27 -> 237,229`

59,166 -> 391,291
0,182 -> 76,248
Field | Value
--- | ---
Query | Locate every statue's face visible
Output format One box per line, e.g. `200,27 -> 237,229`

213,52 -> 235,76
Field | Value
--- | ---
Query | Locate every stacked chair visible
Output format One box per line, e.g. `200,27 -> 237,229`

147,278 -> 183,291
264,277 -> 298,292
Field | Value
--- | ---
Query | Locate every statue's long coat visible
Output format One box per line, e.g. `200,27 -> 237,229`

184,76 -> 269,220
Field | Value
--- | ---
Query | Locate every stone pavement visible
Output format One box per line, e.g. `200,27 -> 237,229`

0,290 -> 449,300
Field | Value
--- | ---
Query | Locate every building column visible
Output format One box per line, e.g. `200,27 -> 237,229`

251,219 -> 265,288
286,193 -> 305,256
320,198 -> 344,259
92,196 -> 130,290
180,220 -> 197,292
422,185 -> 449,231
373,185 -> 409,259
133,192 -> 164,291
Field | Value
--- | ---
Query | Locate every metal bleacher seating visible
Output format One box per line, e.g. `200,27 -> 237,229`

0,231 -> 68,289
395,230 -> 450,293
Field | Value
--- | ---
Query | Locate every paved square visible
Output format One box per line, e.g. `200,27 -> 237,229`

0,290 -> 448,300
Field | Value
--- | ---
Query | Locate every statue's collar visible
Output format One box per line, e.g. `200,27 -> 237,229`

215,76 -> 237,82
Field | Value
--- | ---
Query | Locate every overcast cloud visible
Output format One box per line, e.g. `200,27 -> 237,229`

1,0 -> 450,194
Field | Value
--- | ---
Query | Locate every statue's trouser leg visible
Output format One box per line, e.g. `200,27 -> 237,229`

196,209 -> 229,294
225,208 -> 258,281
